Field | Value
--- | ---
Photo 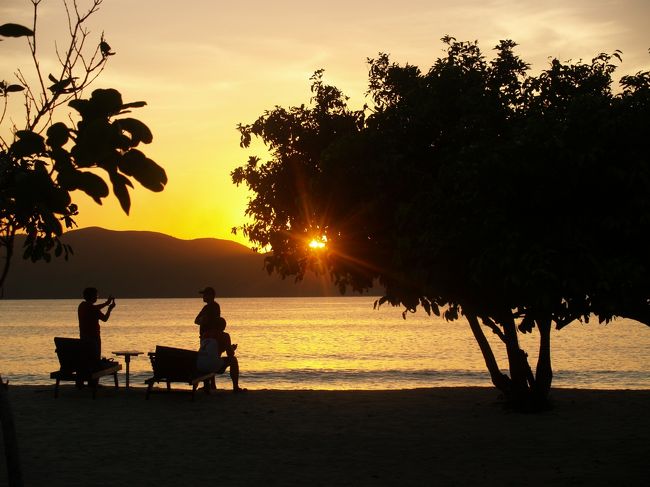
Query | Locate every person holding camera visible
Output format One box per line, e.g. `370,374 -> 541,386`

78,287 -> 116,364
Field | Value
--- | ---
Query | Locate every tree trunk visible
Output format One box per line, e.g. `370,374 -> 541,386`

465,313 -> 511,393
0,377 -> 23,487
500,313 -> 531,404
0,233 -> 15,296
533,316 -> 553,404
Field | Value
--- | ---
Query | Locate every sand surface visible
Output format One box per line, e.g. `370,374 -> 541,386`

1,385 -> 648,486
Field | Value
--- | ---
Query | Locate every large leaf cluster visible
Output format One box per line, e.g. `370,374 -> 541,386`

1,88 -> 166,262
233,38 -> 650,329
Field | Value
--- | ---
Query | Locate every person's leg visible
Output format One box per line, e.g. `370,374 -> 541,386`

223,357 -> 241,391
230,357 -> 239,390
90,338 -> 101,387
80,338 -> 99,386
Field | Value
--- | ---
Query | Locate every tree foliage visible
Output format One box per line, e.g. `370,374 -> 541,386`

233,37 -> 650,407
0,1 -> 167,293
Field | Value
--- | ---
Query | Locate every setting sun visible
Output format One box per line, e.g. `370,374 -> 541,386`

308,237 -> 327,249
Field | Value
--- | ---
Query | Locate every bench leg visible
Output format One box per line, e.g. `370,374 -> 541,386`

145,381 -> 153,400
54,378 -> 60,398
113,372 -> 119,389
166,381 -> 171,391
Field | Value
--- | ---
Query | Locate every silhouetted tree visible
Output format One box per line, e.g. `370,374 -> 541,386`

233,37 -> 650,409
1,2 -> 166,485
1,0 -> 167,293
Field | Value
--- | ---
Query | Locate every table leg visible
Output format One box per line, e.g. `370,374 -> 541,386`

125,355 -> 131,389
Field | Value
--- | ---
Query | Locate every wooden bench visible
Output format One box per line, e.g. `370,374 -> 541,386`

50,337 -> 122,399
144,345 -> 216,400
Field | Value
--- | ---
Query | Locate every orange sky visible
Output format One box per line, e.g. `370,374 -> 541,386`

2,0 -> 649,247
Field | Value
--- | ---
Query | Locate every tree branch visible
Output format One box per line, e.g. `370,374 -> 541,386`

480,316 -> 506,342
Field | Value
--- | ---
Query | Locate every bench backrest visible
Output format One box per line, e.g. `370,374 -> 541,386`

53,337 -> 85,372
152,345 -> 199,381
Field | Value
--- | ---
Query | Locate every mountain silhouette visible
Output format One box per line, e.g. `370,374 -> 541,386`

3,227 -> 365,299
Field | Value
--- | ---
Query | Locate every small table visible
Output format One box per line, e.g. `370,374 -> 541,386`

112,351 -> 143,389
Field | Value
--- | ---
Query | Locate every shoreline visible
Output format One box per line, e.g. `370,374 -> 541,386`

2,386 -> 648,486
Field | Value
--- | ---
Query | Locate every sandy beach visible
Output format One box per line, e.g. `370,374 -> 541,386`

1,385 -> 648,486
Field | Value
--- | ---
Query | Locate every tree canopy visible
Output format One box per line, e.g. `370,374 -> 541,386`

233,37 -> 650,407
1,1 -> 167,292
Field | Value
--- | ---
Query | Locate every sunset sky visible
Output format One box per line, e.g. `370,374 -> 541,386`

2,0 -> 649,247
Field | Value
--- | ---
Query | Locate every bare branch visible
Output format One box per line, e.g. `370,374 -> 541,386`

27,0 -> 49,113
0,96 -> 8,129
21,0 -> 109,132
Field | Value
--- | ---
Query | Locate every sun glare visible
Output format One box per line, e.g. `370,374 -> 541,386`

308,236 -> 327,250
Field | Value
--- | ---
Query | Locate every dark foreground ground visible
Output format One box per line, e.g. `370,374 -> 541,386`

1,386 -> 648,486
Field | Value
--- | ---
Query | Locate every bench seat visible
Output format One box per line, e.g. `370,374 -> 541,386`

51,337 -> 122,399
145,345 -> 216,400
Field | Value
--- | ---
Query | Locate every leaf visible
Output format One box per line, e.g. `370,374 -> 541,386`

373,296 -> 388,309
63,213 -> 77,230
11,130 -> 45,157
5,84 -> 24,93
46,122 -> 70,148
48,78 -> 74,94
89,88 -> 124,117
121,101 -> 147,109
119,149 -> 167,192
43,212 -> 63,236
0,23 -> 34,37
110,172 -> 132,214
100,41 -> 115,57
421,298 -> 431,315
117,118 -> 153,145
518,315 -> 535,333
69,98 -> 91,117
77,171 -> 109,203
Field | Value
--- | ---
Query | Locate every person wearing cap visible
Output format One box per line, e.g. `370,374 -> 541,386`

195,286 -> 221,339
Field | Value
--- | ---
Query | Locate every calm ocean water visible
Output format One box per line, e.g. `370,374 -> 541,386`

0,297 -> 648,390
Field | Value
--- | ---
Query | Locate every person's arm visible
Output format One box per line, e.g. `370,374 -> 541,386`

194,306 -> 206,325
98,295 -> 114,309
222,332 -> 237,357
98,299 -> 116,322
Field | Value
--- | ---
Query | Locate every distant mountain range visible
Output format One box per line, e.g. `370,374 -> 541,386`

3,227 -> 375,299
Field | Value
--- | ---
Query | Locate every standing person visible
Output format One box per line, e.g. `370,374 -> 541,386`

78,287 -> 116,364
194,286 -> 221,340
